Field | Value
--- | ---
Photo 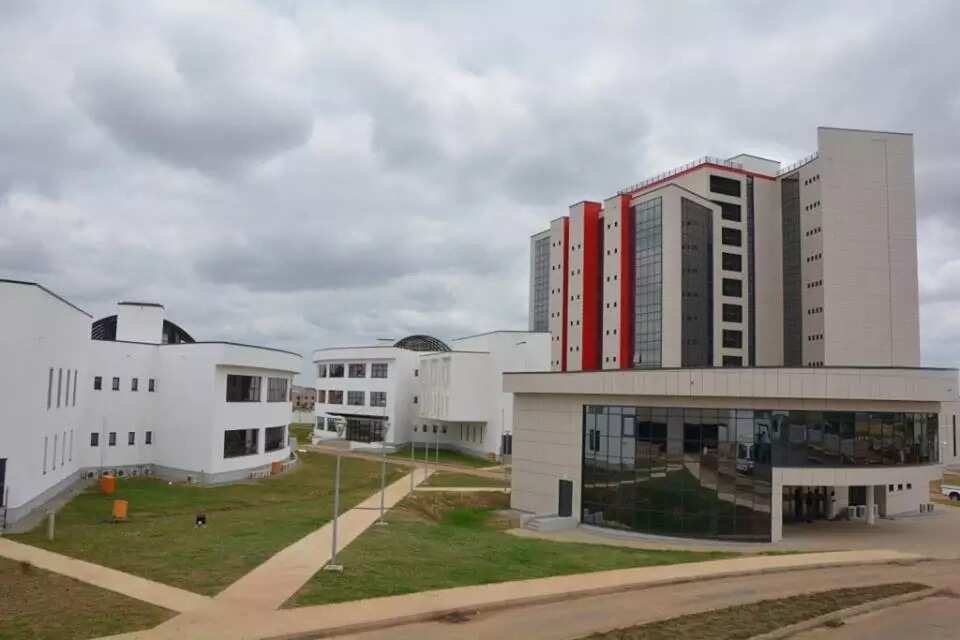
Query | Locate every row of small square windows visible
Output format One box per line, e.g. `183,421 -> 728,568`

805,227 -> 822,237
806,280 -> 824,288
807,361 -> 825,367
804,174 -> 820,185
806,253 -> 823,263
807,333 -> 824,341
807,306 -> 824,315
805,201 -> 822,211
605,301 -> 619,309
604,329 -> 619,336
603,355 -> 619,363
605,221 -> 620,230
605,274 -> 620,282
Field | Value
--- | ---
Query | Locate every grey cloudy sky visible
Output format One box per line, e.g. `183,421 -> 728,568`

2,0 -> 959,381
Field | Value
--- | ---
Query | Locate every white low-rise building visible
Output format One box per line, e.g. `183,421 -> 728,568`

0,281 -> 301,531
313,332 -> 550,459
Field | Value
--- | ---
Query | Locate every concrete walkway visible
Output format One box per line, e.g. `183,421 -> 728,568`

0,536 -> 210,613
336,559 -> 960,640
97,549 -> 923,639
214,469 -> 427,610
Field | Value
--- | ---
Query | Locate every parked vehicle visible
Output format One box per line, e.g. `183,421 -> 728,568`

941,484 -> 960,501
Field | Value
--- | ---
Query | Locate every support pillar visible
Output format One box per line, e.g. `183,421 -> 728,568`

866,485 -> 876,525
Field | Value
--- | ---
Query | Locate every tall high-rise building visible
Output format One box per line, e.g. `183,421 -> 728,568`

528,127 -> 921,372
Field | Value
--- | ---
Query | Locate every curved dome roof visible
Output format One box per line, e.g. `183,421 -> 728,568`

91,315 -> 195,344
393,334 -> 450,352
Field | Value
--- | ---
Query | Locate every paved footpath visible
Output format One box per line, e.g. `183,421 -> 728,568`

214,469 -> 429,610
336,559 -> 960,640
0,536 -> 210,613
99,550 -> 923,640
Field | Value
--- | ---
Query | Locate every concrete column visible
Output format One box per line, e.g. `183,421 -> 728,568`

866,485 -> 876,525
770,484 -> 783,542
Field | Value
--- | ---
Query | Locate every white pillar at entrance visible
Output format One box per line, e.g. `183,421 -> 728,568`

866,485 -> 876,525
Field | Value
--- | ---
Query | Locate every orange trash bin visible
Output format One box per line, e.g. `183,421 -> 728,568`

270,461 -> 283,475
112,499 -> 128,521
100,475 -> 116,495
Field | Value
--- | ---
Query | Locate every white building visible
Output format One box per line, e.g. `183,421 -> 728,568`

0,282 -> 301,530
313,332 -> 550,458
418,331 -> 550,458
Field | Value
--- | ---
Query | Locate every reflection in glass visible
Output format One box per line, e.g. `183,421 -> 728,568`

582,405 -> 938,543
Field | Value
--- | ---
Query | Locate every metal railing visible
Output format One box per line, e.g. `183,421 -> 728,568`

618,156 -> 744,195
778,151 -> 819,176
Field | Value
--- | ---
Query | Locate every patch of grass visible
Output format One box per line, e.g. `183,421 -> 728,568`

0,557 -> 173,640
286,492 -> 735,607
289,422 -> 314,446
422,472 -> 509,488
580,582 -> 928,639
389,444 -> 497,469
9,452 -> 405,595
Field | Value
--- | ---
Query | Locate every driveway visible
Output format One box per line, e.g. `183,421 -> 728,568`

793,592 -> 960,640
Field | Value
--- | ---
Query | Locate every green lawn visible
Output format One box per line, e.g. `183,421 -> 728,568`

580,582 -> 928,639
0,557 -> 174,640
422,472 -> 509,488
9,452 -> 405,595
286,492 -> 735,607
289,422 -> 314,446
389,444 -> 497,468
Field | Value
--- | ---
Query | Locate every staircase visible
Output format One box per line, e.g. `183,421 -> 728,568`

525,514 -> 577,532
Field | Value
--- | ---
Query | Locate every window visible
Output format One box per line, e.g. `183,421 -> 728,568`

414,368 -> 419,377
715,201 -> 742,221
722,278 -> 743,297
265,425 -> 286,452
108,432 -> 117,447
128,431 -> 135,446
347,390 -> 365,406
328,390 -> 343,404
148,378 -> 156,392
90,433 -> 99,447
223,428 -> 258,458
94,376 -> 102,390
57,368 -> 62,408
723,355 -> 743,367
348,363 -> 366,378
68,430 -> 73,461
42,436 -> 48,474
52,434 -> 57,470
723,304 -> 743,323
721,227 -> 742,247
72,370 -> 77,406
65,370 -> 70,406
371,391 -> 387,407
371,363 -> 388,378
47,367 -> 53,409
722,330 -> 743,349
329,364 -> 345,378
267,377 -> 289,402
710,175 -> 741,197
326,417 -> 338,432
722,252 -> 742,272
317,364 -> 327,378
226,375 -> 261,402
112,376 -> 120,391
145,431 -> 153,445
131,377 -> 139,392
413,395 -> 419,405
317,389 -> 326,403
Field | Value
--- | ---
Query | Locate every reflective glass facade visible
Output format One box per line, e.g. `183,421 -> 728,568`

633,197 -> 662,367
582,405 -> 939,542
531,235 -> 551,332
680,198 -> 713,367
781,174 -> 802,366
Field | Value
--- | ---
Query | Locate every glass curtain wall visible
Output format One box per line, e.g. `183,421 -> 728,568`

582,405 -> 938,542
633,197 -> 663,368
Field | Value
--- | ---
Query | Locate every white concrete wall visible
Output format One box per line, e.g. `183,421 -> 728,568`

819,128 -> 921,367
567,204 -> 586,371
548,219 -> 567,371
753,176 -> 784,365
115,303 -> 164,343
0,282 -> 90,515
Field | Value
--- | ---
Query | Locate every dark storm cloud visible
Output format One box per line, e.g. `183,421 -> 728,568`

1,0 -> 959,381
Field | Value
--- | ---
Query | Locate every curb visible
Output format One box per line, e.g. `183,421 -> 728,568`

263,555 -> 928,640
748,586 -> 944,639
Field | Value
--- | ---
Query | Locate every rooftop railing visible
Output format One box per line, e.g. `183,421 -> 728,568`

617,156 -> 743,195
778,152 -> 819,176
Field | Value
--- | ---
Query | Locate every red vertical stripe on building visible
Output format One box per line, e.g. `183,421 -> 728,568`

619,194 -> 633,369
581,202 -> 602,371
560,217 -> 569,372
